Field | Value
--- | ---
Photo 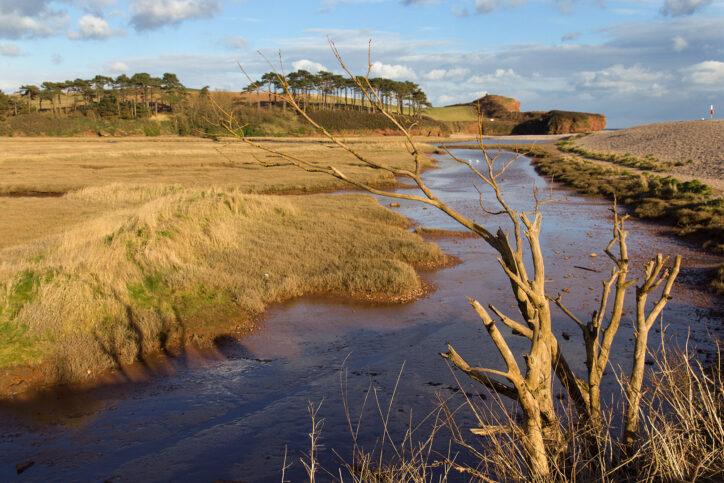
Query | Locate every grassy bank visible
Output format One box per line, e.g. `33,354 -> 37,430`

0,136 -> 449,393
0,185 -> 448,390
0,112 -> 177,137
532,152 -> 723,253
1,106 -> 450,138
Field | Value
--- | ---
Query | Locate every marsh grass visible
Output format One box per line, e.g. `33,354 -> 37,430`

533,152 -> 724,254
0,137 -> 439,249
0,184 -> 448,385
556,139 -> 682,172
300,341 -> 724,482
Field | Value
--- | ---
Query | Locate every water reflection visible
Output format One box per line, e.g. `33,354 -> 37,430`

0,150 -> 721,482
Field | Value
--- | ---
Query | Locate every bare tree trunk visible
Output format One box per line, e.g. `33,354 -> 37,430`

623,255 -> 680,450
217,42 -> 685,479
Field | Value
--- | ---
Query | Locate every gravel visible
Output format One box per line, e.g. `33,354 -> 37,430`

575,120 -> 724,191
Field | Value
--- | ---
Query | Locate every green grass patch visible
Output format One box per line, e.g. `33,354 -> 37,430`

0,270 -> 45,367
556,139 -> 674,172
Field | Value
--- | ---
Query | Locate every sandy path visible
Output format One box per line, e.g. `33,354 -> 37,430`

574,120 -> 724,191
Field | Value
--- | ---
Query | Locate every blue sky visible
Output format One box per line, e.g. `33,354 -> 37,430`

1,0 -> 722,127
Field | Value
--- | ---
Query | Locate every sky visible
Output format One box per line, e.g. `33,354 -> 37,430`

0,0 -> 722,127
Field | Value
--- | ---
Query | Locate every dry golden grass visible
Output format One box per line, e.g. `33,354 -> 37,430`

0,136 -> 453,388
0,184 -> 448,384
0,136 -> 439,195
0,136 -> 442,250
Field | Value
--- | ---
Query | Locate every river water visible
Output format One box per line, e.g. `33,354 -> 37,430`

1,149 -> 721,482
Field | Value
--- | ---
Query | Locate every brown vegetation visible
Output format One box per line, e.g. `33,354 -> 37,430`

0,135 -> 457,394
0,185 -> 448,394
0,136 -> 443,249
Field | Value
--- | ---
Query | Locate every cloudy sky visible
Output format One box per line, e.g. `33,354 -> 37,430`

0,0 -> 722,127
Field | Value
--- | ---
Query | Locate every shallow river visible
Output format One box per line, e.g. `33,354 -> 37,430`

1,149 -> 721,482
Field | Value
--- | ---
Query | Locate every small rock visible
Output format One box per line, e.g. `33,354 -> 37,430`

561,331 -> 571,341
389,202 -> 401,208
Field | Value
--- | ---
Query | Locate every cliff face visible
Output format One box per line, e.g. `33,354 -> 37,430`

544,110 -> 607,134
455,95 -> 606,134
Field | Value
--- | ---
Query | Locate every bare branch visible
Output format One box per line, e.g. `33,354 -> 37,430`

441,345 -> 520,401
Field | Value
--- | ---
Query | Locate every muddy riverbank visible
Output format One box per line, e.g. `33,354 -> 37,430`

0,149 -> 721,482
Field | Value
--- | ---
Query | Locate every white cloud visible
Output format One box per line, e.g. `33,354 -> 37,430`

0,11 -> 67,38
437,94 -> 454,105
576,64 -> 669,96
446,67 -> 469,79
370,61 -> 417,79
221,35 -> 247,50
672,35 -> 687,51
424,67 -> 469,80
468,68 -> 521,84
292,59 -> 327,73
450,7 -> 470,16
0,42 -> 20,56
682,61 -> 724,88
51,52 -> 63,64
661,0 -> 712,16
0,0 -> 76,38
130,0 -> 220,31
68,14 -> 123,39
423,69 -> 446,80
106,60 -> 129,73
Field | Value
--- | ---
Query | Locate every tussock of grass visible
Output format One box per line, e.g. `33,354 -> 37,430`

0,185 -> 447,383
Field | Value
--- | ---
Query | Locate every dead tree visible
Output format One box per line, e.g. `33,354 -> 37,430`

217,41 -> 681,479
